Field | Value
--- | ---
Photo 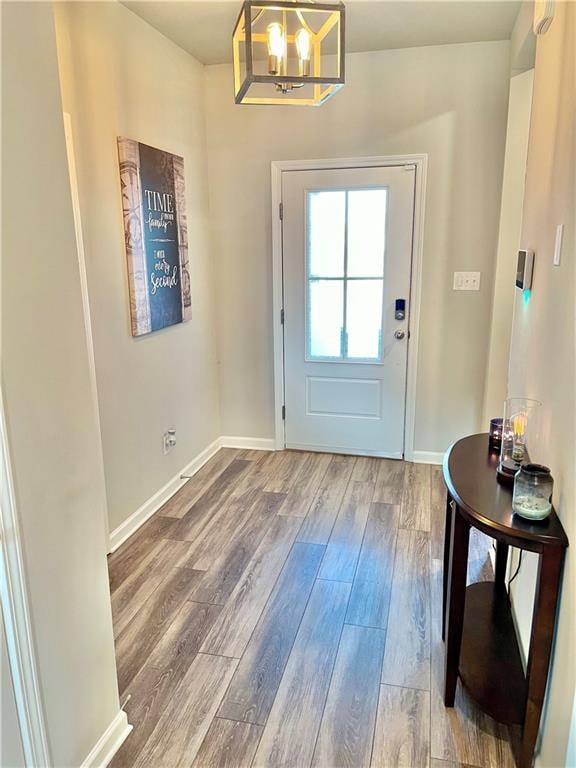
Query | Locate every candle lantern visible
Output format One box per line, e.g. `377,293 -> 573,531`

497,397 -> 541,484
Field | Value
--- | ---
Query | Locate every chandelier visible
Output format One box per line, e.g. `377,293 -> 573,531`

232,1 -> 345,106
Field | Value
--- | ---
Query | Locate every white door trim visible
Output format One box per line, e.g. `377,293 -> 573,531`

271,154 -> 428,460
0,395 -> 51,767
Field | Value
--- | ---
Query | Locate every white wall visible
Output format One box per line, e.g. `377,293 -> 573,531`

1,3 -> 122,765
506,4 -> 575,765
54,1 -> 221,535
205,41 -> 510,453
483,68 -> 534,423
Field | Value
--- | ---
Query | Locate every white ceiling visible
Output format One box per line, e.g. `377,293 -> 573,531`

123,0 -> 522,65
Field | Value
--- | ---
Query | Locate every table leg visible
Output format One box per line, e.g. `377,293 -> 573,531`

444,505 -> 470,707
495,540 -> 509,589
520,547 -> 565,768
442,493 -> 453,641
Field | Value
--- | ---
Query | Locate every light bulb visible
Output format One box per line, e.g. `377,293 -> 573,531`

295,27 -> 311,76
267,22 -> 285,75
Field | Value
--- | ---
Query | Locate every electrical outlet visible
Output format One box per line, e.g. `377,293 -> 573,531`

453,271 -> 481,291
163,429 -> 176,455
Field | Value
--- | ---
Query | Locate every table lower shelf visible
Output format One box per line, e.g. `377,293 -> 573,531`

459,581 -> 527,725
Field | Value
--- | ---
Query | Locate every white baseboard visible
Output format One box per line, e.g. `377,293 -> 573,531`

108,437 -> 222,553
409,450 -> 445,465
80,709 -> 131,768
220,435 -> 276,451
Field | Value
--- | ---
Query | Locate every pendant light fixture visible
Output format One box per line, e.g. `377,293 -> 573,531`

232,0 -> 345,106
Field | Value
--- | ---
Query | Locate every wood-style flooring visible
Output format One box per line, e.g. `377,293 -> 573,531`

108,448 -> 516,768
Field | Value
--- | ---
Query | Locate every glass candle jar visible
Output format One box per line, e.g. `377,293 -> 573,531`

512,464 -> 554,521
489,418 -> 503,450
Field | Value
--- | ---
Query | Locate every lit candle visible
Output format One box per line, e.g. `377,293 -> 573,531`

489,418 -> 503,449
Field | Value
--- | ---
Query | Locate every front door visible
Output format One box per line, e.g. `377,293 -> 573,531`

281,165 -> 415,457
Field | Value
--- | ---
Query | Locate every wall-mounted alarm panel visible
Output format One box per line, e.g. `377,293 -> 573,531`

516,250 -> 534,290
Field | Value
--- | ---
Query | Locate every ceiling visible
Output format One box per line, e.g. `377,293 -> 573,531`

123,0 -> 522,65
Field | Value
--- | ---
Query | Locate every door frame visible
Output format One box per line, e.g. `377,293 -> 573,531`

271,154 -> 428,460
0,394 -> 51,767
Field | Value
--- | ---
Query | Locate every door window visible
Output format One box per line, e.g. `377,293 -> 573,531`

306,188 -> 387,362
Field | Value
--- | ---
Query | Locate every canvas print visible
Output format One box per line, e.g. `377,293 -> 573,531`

117,137 -> 191,336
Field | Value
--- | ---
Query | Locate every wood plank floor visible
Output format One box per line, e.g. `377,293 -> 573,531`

109,450 -> 515,768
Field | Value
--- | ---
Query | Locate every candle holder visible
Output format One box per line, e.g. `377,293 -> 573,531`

497,397 -> 541,484
489,418 -> 503,450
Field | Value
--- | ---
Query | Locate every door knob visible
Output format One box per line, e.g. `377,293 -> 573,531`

394,329 -> 406,340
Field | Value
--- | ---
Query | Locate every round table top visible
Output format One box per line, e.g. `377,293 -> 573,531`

443,433 -> 568,549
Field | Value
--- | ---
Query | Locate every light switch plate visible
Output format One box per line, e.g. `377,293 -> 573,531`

453,271 -> 481,291
553,224 -> 563,266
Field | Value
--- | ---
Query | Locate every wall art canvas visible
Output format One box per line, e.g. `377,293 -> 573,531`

117,137 -> 191,336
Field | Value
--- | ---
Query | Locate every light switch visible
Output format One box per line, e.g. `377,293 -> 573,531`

553,224 -> 563,266
453,271 -> 481,291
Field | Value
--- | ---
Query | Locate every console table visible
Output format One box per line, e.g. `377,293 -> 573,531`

442,433 -> 568,768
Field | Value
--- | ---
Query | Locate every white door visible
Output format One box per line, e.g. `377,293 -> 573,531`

281,165 -> 415,457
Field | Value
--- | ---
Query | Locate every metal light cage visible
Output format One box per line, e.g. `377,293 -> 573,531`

233,0 -> 345,106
